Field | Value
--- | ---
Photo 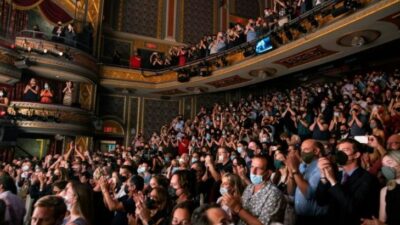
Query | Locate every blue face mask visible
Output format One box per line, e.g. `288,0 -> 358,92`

191,158 -> 198,163
219,187 -> 228,196
250,173 -> 264,185
237,147 -> 243,153
172,167 -> 179,174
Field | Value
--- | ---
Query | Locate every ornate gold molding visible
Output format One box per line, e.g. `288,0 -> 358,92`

9,101 -> 92,125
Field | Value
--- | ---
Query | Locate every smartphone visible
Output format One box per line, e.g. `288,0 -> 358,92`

354,135 -> 368,144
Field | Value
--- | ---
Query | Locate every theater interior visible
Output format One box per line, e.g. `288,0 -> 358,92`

0,0 -> 399,224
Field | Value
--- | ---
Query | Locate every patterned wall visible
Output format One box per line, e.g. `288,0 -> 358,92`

196,92 -> 227,111
183,0 -> 214,43
234,0 -> 261,19
121,0 -> 159,38
183,96 -> 193,119
143,98 -> 179,138
101,38 -> 131,65
128,97 -> 139,141
98,95 -> 126,123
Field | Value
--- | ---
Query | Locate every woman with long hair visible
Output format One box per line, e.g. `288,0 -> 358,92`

217,173 -> 245,223
61,180 -> 93,225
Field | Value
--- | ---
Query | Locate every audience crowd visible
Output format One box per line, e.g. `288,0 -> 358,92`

145,0 -> 326,70
0,68 -> 400,225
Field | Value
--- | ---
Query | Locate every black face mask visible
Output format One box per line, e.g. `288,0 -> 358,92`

340,130 -> 347,135
119,175 -> 128,183
145,198 -> 157,209
335,151 -> 349,166
168,187 -> 177,198
247,150 -> 254,158
124,185 -> 130,194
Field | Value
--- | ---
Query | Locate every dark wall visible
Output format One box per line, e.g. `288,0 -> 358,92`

234,0 -> 261,19
143,98 -> 179,138
183,0 -> 214,43
122,0 -> 159,38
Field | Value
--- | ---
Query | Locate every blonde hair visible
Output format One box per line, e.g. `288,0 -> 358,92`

221,173 -> 245,196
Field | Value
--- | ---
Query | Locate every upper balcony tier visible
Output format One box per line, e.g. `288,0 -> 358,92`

13,30 -> 98,84
100,0 -> 400,96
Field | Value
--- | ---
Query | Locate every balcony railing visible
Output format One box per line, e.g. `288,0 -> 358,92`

17,30 -> 92,54
102,0 -> 374,78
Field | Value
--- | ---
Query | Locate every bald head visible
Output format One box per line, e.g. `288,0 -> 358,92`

387,134 -> 400,151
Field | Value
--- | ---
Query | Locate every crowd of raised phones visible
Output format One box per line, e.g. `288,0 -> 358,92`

0,68 -> 400,225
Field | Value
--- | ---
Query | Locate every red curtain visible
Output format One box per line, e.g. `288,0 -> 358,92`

39,0 -> 73,24
12,0 -> 43,9
11,0 -> 72,24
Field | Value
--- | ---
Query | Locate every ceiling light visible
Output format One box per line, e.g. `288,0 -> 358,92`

351,36 -> 365,47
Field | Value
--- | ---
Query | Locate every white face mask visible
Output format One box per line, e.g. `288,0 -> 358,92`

0,91 -> 3,97
63,195 -> 72,211
22,165 -> 30,171
44,84 -> 49,89
219,155 -> 225,162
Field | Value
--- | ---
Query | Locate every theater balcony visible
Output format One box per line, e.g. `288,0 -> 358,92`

0,39 -> 21,85
14,30 -> 98,84
100,0 -> 400,97
5,101 -> 93,136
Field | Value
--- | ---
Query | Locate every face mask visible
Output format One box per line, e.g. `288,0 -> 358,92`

63,195 -> 72,211
370,124 -> 377,129
219,155 -> 225,162
334,112 -> 339,117
340,130 -> 347,135
250,173 -> 264,185
44,84 -> 49,89
191,158 -> 198,163
179,158 -> 186,164
0,91 -> 3,97
335,151 -> 349,166
321,103 -> 326,108
145,198 -> 157,209
247,150 -> 254,158
301,152 -> 315,164
219,187 -> 228,196
137,167 -> 145,174
237,147 -> 243,153
172,167 -> 179,174
119,175 -> 128,183
22,165 -> 29,171
168,187 -> 177,198
274,160 -> 285,169
124,185 -> 130,194
230,156 -> 236,161
381,166 -> 397,180
165,157 -> 170,163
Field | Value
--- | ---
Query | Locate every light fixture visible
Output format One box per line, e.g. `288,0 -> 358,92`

350,36 -> 365,47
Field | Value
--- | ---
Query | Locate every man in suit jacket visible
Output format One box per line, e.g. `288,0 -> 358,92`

315,138 -> 380,225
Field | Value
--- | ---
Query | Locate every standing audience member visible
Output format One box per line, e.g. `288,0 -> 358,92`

362,151 -> 400,225
23,78 -> 40,102
316,139 -> 380,225
40,82 -> 54,104
31,195 -> 67,225
222,155 -> 286,225
0,174 -> 26,225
